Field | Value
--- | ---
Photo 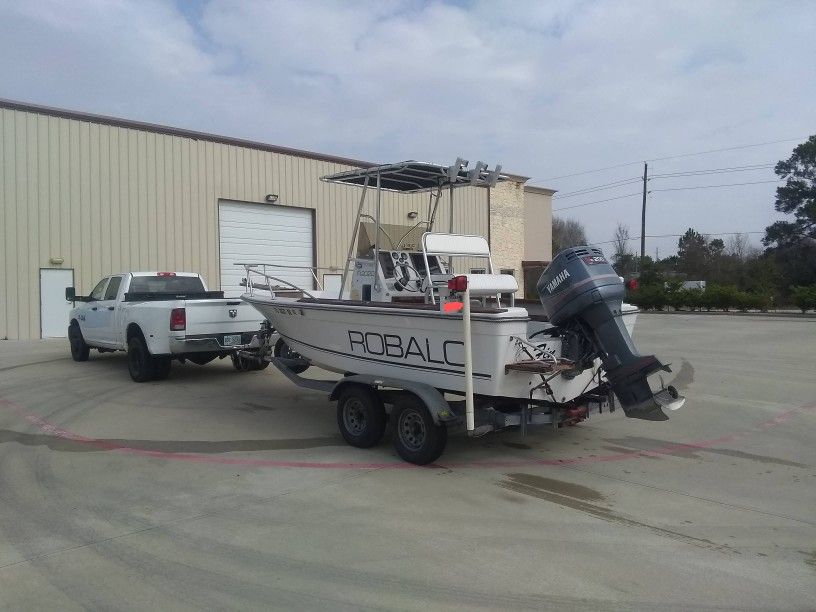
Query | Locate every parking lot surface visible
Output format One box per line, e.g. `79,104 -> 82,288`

0,314 -> 814,611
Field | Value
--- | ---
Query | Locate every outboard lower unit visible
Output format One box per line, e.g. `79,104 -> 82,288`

537,246 -> 685,421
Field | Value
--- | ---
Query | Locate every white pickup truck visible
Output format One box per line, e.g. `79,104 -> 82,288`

66,272 -> 268,382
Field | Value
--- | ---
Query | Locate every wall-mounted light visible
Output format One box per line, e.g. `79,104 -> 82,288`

265,194 -> 279,203
407,211 -> 418,219
49,257 -> 64,265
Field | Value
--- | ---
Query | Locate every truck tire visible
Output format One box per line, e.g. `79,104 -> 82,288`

391,394 -> 447,465
274,339 -> 309,374
127,336 -> 155,382
336,385 -> 386,448
68,322 -> 90,362
152,356 -> 172,380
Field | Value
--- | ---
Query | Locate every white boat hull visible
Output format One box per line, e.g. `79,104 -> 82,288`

242,295 -> 638,401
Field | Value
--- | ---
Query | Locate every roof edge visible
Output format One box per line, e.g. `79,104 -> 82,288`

0,97 -> 377,169
524,185 -> 557,196
0,97 -> 533,185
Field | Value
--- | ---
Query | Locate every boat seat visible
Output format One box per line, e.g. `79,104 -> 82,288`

465,273 -> 518,297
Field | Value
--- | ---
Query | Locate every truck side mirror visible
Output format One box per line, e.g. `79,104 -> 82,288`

65,286 -> 76,302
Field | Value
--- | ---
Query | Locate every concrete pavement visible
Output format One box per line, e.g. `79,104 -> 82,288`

0,314 -> 814,610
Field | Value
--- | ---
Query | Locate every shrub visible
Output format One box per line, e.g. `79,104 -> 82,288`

791,285 -> 816,313
734,291 -> 759,312
628,284 -> 666,311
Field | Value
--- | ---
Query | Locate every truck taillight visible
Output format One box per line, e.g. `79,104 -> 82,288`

157,272 -> 176,277
170,308 -> 186,331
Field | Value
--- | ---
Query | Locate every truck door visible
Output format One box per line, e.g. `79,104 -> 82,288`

82,277 -> 110,344
98,275 -> 123,346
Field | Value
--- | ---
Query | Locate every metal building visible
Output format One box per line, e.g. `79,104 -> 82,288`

0,99 -> 552,340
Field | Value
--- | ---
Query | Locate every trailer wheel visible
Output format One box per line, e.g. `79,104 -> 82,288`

68,322 -> 90,362
127,336 -> 155,382
336,385 -> 386,448
392,394 -> 447,465
274,339 -> 309,374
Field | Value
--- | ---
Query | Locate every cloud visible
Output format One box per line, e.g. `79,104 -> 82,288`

1,0 -> 814,253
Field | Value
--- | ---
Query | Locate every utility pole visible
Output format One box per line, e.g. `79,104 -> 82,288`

640,162 -> 648,269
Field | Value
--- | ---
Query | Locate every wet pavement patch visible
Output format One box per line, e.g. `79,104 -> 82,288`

0,429 -> 344,453
498,472 -> 737,554
603,435 -> 809,468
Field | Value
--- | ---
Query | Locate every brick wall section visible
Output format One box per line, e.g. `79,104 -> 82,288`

489,179 -> 527,296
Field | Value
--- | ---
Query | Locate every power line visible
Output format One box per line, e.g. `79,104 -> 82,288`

534,137 -> 801,182
552,162 -> 776,202
650,163 -> 775,179
651,179 -> 781,193
590,230 -> 765,246
554,178 -> 781,213
553,191 -> 642,212
552,177 -> 641,199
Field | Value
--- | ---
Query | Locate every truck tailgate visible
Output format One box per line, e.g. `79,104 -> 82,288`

183,299 -> 264,337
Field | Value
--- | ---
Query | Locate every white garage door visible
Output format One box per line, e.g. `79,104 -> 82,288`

219,201 -> 314,297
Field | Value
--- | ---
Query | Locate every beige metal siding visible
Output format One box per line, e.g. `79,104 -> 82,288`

0,106 -> 489,339
524,189 -> 553,261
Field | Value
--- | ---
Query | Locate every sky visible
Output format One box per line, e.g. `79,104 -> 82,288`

1,0 -> 814,257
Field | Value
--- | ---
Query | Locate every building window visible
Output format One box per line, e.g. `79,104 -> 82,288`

469,268 -> 486,274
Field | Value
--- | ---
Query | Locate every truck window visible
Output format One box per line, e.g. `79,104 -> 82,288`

104,276 -> 122,300
89,278 -> 109,301
128,276 -> 206,294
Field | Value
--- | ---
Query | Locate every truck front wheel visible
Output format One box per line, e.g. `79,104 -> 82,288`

68,322 -> 90,362
127,336 -> 155,382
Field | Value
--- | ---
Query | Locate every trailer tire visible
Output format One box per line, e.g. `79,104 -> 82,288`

274,339 -> 309,374
336,385 -> 386,448
127,336 -> 155,382
68,322 -> 90,362
392,394 -> 447,465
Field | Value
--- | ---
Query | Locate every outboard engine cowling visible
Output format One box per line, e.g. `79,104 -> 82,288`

537,246 -> 684,421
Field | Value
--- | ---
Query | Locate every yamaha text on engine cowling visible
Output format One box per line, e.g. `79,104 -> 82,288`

537,246 -> 685,421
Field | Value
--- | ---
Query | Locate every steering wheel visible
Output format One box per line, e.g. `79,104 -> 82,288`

393,263 -> 422,292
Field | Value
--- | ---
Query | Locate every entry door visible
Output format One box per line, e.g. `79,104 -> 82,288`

219,200 -> 315,297
40,268 -> 75,338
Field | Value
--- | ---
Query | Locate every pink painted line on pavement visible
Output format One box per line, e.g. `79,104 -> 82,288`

0,397 -> 813,471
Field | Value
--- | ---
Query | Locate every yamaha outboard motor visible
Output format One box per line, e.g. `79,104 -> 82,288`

537,246 -> 684,421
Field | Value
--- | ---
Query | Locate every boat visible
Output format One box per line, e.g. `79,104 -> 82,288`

239,159 -> 684,464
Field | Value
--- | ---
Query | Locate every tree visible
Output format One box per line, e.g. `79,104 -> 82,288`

763,135 -> 816,287
552,217 -> 587,255
677,228 -> 709,278
726,233 -> 750,261
763,135 -> 816,248
611,222 -> 637,276
706,237 -> 725,282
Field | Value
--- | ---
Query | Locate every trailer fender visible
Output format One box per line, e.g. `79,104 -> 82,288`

330,375 -> 456,424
